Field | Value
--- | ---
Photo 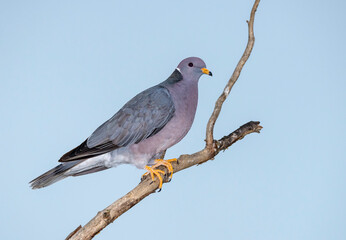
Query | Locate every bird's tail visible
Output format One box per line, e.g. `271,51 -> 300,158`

29,161 -> 80,189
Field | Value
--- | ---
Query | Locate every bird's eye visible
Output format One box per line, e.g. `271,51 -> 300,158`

188,62 -> 193,67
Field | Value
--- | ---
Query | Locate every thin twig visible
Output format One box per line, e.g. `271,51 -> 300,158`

205,0 -> 260,149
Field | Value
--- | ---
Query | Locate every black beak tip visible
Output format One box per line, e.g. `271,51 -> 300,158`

209,71 -> 213,76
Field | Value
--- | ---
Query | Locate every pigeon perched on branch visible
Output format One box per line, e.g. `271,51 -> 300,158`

30,57 -> 212,190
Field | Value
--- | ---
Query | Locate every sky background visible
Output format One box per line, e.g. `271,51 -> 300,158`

1,0 -> 345,239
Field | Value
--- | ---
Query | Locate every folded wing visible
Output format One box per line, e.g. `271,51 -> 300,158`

59,86 -> 175,162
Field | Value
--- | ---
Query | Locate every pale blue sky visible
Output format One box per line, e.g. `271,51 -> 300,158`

1,0 -> 345,239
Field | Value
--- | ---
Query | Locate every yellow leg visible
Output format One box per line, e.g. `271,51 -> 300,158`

142,158 -> 177,190
142,166 -> 165,189
152,158 -> 177,179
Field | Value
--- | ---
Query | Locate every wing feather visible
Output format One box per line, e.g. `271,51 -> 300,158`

59,86 -> 175,162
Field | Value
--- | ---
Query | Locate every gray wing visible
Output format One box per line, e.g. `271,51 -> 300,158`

59,86 -> 175,162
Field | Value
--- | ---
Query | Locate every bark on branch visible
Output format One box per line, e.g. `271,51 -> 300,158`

206,0 -> 260,149
67,1 -> 261,239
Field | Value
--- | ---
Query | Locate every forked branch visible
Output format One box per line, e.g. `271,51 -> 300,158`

67,1 -> 261,239
206,0 -> 260,149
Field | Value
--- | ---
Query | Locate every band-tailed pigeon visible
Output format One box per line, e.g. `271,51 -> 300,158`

30,57 -> 212,189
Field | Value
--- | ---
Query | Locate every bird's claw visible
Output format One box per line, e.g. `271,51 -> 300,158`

142,166 -> 165,189
142,158 -> 177,190
153,158 -> 177,179
165,176 -> 172,183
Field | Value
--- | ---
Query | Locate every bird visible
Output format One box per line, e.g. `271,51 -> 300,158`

30,57 -> 212,190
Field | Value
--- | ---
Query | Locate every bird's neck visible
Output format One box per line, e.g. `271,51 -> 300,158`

167,79 -> 199,120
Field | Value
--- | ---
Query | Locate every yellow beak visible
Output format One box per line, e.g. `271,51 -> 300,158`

201,68 -> 212,76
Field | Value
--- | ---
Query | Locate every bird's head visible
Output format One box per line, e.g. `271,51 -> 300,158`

176,57 -> 212,81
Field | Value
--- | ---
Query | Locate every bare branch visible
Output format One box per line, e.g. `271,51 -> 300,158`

67,1 -> 261,239
67,121 -> 262,240
206,0 -> 260,149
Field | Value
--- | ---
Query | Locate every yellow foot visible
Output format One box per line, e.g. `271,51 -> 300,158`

141,158 -> 177,190
142,166 -> 165,189
152,158 -> 177,179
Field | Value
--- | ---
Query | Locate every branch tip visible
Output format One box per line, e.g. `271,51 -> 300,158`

205,0 -> 260,148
